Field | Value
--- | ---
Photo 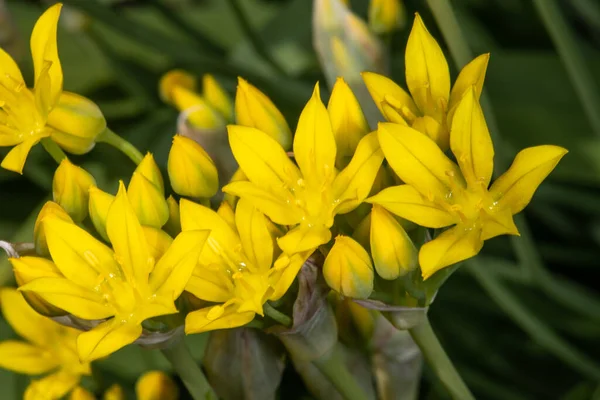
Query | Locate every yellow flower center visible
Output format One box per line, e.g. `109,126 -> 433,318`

439,171 -> 497,225
0,75 -> 47,137
287,171 -> 338,228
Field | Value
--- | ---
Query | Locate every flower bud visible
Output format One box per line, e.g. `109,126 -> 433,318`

203,74 -> 233,121
69,387 -> 95,400
128,172 -> 169,228
52,159 -> 96,222
168,134 -> 219,198
164,195 -> 182,237
368,0 -> 405,34
33,201 -> 73,256
323,235 -> 374,299
136,153 -> 164,193
370,205 -> 418,280
103,384 -> 125,400
159,69 -> 197,103
47,91 -> 106,155
142,226 -> 173,262
136,371 -> 179,400
88,185 -> 115,242
235,77 -> 292,150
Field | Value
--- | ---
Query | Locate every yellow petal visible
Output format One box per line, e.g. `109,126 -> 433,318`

419,225 -> 483,280
88,186 -> 115,242
332,131 -> 384,214
216,201 -> 237,231
10,258 -> 66,317
377,122 -> 463,199
135,153 -> 164,193
0,48 -> 24,84
25,371 -> 80,400
368,0 -> 404,34
269,251 -> 312,301
186,269 -> 234,302
19,277 -> 116,320
235,77 -> 292,149
448,53 -> 490,115
327,77 -> 369,168
0,341 -> 58,375
70,386 -> 96,400
168,135 -> 219,198
150,230 -> 210,299
293,84 -> 337,187
411,115 -> 447,150
185,304 -> 254,334
367,185 -> 456,228
370,205 -> 418,280
323,236 -> 373,299
47,92 -> 106,154
450,87 -> 494,187
405,13 -> 450,120
481,208 -> 519,241
222,181 -> 303,226
53,159 -> 96,222
164,196 -> 182,237
0,287 -> 61,347
106,182 -> 152,285
159,69 -> 196,104
171,86 -> 224,129
43,216 -> 120,288
203,74 -> 233,121
30,3 -> 63,109
361,72 -> 419,123
277,224 -> 331,255
1,136 -> 42,174
103,384 -> 125,400
136,371 -> 179,400
490,145 -> 568,214
77,318 -> 142,362
33,201 -> 73,256
235,199 -> 274,271
142,226 -> 173,263
128,172 -> 169,228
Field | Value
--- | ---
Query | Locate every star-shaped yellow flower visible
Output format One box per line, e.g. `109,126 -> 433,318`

181,199 -> 310,333
223,83 -> 384,256
368,88 -> 567,279
362,13 -> 489,150
17,183 -> 209,361
0,288 -> 91,400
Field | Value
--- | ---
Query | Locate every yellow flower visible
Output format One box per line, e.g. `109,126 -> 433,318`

224,84 -> 384,256
0,288 -> 91,400
159,69 -> 227,128
18,182 -> 210,361
88,185 -> 115,242
362,13 -> 489,149
69,387 -> 95,400
168,134 -> 219,198
128,153 -> 169,228
103,384 -> 125,400
368,88 -> 568,279
0,4 -> 106,174
181,198 -> 310,333
235,77 -> 292,150
323,235 -> 374,299
368,0 -> 405,34
136,371 -> 179,400
34,201 -> 73,256
52,159 -> 96,222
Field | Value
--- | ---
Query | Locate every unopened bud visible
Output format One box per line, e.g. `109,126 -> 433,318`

136,371 -> 179,400
323,235 -> 374,299
52,159 -> 96,222
168,135 -> 219,198
88,186 -> 114,242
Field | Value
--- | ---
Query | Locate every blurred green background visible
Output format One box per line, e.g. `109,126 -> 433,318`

1,0 -> 600,398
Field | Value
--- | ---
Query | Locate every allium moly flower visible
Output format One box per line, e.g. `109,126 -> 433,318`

362,13 -> 489,150
368,88 -> 568,279
0,3 -> 106,174
52,159 -> 96,222
0,288 -> 91,400
223,84 -> 384,256
181,198 -> 311,333
136,370 -> 179,400
17,182 -> 210,361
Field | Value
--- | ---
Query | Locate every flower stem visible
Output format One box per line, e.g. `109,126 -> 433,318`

97,128 -> 144,165
263,302 -> 292,327
409,316 -> 475,400
161,338 -> 217,400
40,138 -> 68,164
313,344 -> 370,400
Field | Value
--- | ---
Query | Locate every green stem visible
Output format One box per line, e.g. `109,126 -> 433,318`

533,0 -> 600,137
225,0 -> 286,75
313,344 -> 370,400
263,302 -> 293,327
40,138 -> 68,165
409,316 -> 475,400
161,338 -> 217,400
97,128 -> 144,165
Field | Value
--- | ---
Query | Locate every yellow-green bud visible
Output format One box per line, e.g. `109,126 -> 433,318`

159,69 -> 197,104
33,201 -> 73,256
368,0 -> 405,34
52,159 -> 96,222
136,153 -> 165,193
164,195 -> 182,237
323,235 -> 374,299
168,134 -> 219,198
128,171 -> 169,228
203,74 -> 233,121
235,77 -> 292,150
88,185 -> 115,242
103,384 -> 125,400
47,91 -> 106,155
69,387 -> 95,400
136,371 -> 179,400
142,226 -> 173,262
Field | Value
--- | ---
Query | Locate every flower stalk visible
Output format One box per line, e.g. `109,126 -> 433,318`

40,137 -> 68,165
97,128 -> 144,165
263,302 -> 293,327
161,338 -> 217,400
312,344 -> 370,400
